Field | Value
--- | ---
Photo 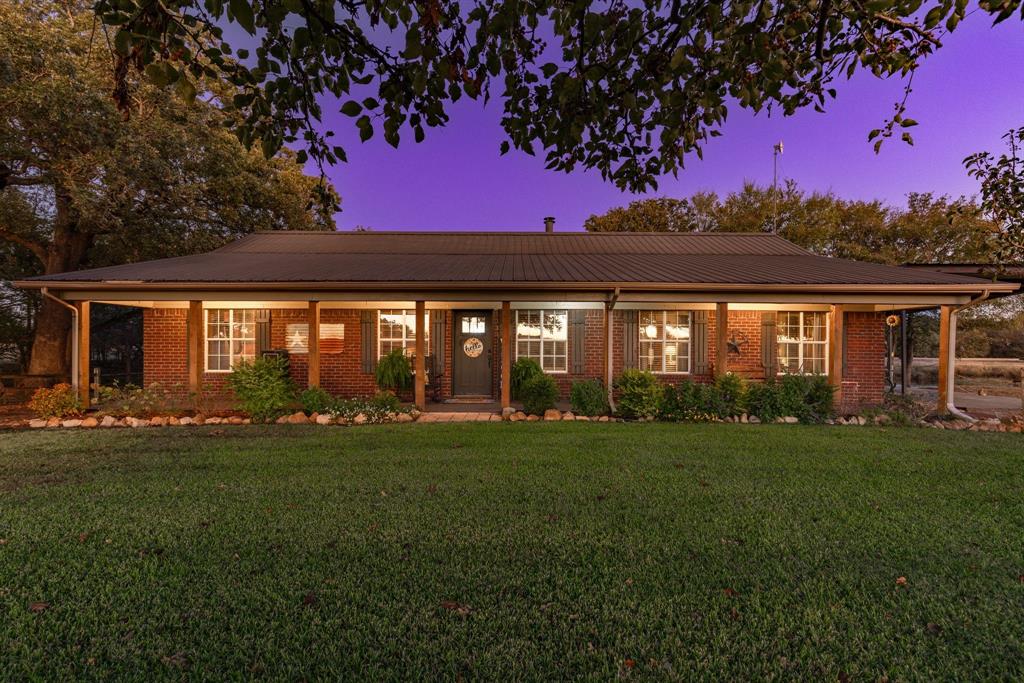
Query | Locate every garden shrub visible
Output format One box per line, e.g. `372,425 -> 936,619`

510,358 -> 544,400
659,380 -> 712,422
780,374 -> 834,423
614,369 -> 663,420
745,375 -> 835,423
712,373 -> 746,418
570,379 -> 610,416
28,383 -> 80,419
97,382 -> 179,417
744,381 -> 787,422
299,387 -> 335,415
520,373 -> 559,414
227,356 -> 295,423
331,391 -> 407,423
375,349 -> 412,392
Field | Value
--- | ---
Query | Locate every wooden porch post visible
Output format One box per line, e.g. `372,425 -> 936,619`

828,305 -> 844,393
308,301 -> 321,388
715,302 -> 729,378
414,301 -> 426,410
605,303 -> 615,410
77,301 -> 90,406
937,304 -> 953,413
501,301 -> 511,410
187,301 -> 203,395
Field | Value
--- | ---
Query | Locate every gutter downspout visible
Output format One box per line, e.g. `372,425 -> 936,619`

40,287 -> 79,398
945,289 -> 991,422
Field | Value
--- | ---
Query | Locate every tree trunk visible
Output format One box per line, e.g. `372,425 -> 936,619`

26,190 -> 92,377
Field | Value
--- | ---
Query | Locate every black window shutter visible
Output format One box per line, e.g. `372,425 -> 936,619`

255,309 -> 271,355
569,309 -> 586,374
760,311 -> 777,377
430,310 -> 445,377
622,310 -> 639,370
360,309 -> 377,373
692,310 -> 709,374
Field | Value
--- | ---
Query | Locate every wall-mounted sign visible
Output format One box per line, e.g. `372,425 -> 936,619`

462,337 -> 484,358
286,323 -> 345,354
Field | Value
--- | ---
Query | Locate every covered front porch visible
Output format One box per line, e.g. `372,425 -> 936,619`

52,285 -> 990,417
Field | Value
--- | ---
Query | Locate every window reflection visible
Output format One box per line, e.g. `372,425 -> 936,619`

515,309 -> 567,372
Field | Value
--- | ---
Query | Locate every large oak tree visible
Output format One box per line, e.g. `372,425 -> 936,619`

93,0 -> 1022,192
0,0 -> 338,375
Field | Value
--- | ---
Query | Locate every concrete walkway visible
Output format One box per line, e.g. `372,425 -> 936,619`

418,412 -> 502,423
910,387 -> 1023,418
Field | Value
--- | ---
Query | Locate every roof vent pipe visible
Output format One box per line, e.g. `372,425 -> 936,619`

543,216 -> 555,233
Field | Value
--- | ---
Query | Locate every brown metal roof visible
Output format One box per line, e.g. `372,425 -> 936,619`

20,231 -> 1016,292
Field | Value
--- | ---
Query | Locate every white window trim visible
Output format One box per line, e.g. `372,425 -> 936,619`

204,309 -> 256,374
377,310 -> 428,359
638,310 -> 692,375
515,309 -> 569,374
776,311 -> 830,376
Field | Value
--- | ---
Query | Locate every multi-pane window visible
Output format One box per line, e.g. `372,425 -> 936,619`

515,309 -> 568,372
639,311 -> 691,373
378,310 -> 428,358
777,311 -> 828,374
205,309 -> 256,372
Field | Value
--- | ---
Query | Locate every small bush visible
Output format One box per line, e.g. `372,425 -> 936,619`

511,358 -> 544,400
375,349 -> 413,392
227,356 -> 295,423
614,369 -> 663,420
745,375 -> 834,423
660,380 -> 714,422
520,374 -> 559,415
331,391 -> 407,424
712,373 -> 746,418
28,383 -> 80,419
299,387 -> 335,415
744,382 -> 787,422
794,375 -> 835,422
97,382 -> 179,417
570,379 -> 609,416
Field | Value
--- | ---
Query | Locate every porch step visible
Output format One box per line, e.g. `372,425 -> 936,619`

444,396 -> 495,404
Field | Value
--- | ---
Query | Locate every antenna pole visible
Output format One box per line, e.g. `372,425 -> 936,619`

772,141 -> 783,234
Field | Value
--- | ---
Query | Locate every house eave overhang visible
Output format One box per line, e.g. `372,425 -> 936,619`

15,279 -> 1018,295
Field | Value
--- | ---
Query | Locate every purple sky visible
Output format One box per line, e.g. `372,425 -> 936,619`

312,15 -> 1023,232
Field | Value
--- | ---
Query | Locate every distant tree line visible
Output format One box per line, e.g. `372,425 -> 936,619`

585,183 -> 1024,359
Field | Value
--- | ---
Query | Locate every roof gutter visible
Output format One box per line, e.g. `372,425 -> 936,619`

944,288 -> 991,422
40,287 -> 79,398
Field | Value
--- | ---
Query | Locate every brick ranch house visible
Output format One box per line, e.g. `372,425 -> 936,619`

17,230 -> 1018,415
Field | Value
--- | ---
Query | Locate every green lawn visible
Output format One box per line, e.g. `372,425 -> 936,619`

1,424 -> 1022,680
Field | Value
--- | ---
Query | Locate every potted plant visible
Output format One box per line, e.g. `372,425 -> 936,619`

375,349 -> 413,394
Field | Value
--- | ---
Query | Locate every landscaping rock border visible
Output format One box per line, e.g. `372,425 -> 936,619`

7,408 -> 1024,431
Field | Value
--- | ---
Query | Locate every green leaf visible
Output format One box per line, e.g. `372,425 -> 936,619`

356,115 -> 373,142
340,100 -> 362,117
145,62 -> 170,87
175,76 -> 197,103
901,132 -> 914,146
114,29 -> 133,55
230,0 -> 256,34
900,118 -> 918,128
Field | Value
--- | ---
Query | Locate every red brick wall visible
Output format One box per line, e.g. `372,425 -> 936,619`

143,306 -> 887,409
142,308 -> 231,399
841,312 -> 886,411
